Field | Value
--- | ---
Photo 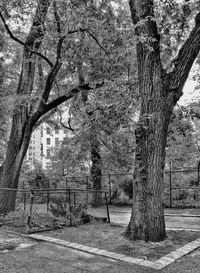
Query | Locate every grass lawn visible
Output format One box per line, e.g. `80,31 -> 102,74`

42,220 -> 200,261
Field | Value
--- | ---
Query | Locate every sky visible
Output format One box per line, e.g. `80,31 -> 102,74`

179,80 -> 199,105
179,65 -> 200,106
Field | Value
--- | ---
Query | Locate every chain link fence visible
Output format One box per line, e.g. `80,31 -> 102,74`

1,164 -> 199,233
0,188 -> 110,234
62,162 -> 200,208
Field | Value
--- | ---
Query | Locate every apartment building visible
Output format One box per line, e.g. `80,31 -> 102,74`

26,123 -> 66,169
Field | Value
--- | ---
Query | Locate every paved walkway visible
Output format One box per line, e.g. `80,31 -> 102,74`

88,207 -> 200,230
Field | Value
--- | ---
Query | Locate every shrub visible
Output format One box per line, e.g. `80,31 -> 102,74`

49,195 -> 91,226
49,194 -> 68,217
111,192 -> 132,206
30,212 -> 67,228
0,209 -> 28,227
119,178 -> 133,199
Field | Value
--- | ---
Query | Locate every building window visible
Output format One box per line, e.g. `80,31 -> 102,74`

47,127 -> 51,134
47,138 -> 51,145
55,138 -> 59,146
55,128 -> 59,134
46,149 -> 51,158
41,127 -> 43,137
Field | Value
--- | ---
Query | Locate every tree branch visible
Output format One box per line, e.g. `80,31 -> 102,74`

40,1 -> 64,103
169,12 -> 200,98
57,108 -> 74,132
83,29 -> 109,57
30,81 -> 104,126
0,11 -> 54,67
33,108 -> 57,130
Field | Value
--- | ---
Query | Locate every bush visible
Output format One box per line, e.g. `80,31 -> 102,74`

175,190 -> 188,201
49,194 -> 68,217
49,195 -> 91,226
112,193 -> 132,207
30,212 -> 67,228
0,209 -> 28,228
119,179 -> 133,199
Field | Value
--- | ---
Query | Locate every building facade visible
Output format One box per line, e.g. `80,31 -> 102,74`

26,124 -> 66,169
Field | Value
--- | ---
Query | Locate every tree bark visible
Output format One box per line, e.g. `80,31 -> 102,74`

90,131 -> 103,207
0,0 -> 51,214
126,0 -> 200,241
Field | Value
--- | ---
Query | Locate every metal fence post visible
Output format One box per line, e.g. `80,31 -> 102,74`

197,161 -> 200,201
69,189 -> 72,226
23,191 -> 26,213
198,161 -> 200,185
74,191 -> 76,206
22,180 -> 26,213
108,174 -> 112,205
66,177 -> 68,189
27,190 -> 34,229
86,176 -> 89,204
47,181 -> 50,213
105,192 -> 110,223
65,188 -> 68,213
169,162 -> 172,208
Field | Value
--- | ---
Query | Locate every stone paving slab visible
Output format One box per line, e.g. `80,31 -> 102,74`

27,233 -> 200,270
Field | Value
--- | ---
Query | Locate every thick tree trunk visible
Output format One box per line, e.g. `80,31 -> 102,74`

127,0 -> 200,242
125,95 -> 173,241
91,134 -> 102,207
0,0 -> 50,214
0,118 -> 33,213
126,0 -> 175,241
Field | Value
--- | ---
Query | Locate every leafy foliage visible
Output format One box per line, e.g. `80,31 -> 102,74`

166,106 -> 199,168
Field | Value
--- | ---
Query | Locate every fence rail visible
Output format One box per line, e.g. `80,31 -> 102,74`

63,162 -> 200,208
18,162 -> 200,211
0,188 -> 110,233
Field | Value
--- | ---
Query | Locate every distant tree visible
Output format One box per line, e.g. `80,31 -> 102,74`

166,106 -> 199,168
61,0 -> 138,206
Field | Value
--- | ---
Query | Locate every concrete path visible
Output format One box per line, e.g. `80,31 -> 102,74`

88,206 -> 200,230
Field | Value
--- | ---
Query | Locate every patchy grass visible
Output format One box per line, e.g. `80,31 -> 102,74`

43,220 -> 200,261
0,239 -> 20,251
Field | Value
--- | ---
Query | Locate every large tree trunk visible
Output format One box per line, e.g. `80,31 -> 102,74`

125,96 -> 173,241
90,133 -> 102,207
0,0 -> 50,214
125,0 -> 171,242
0,122 -> 32,213
127,0 -> 200,242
